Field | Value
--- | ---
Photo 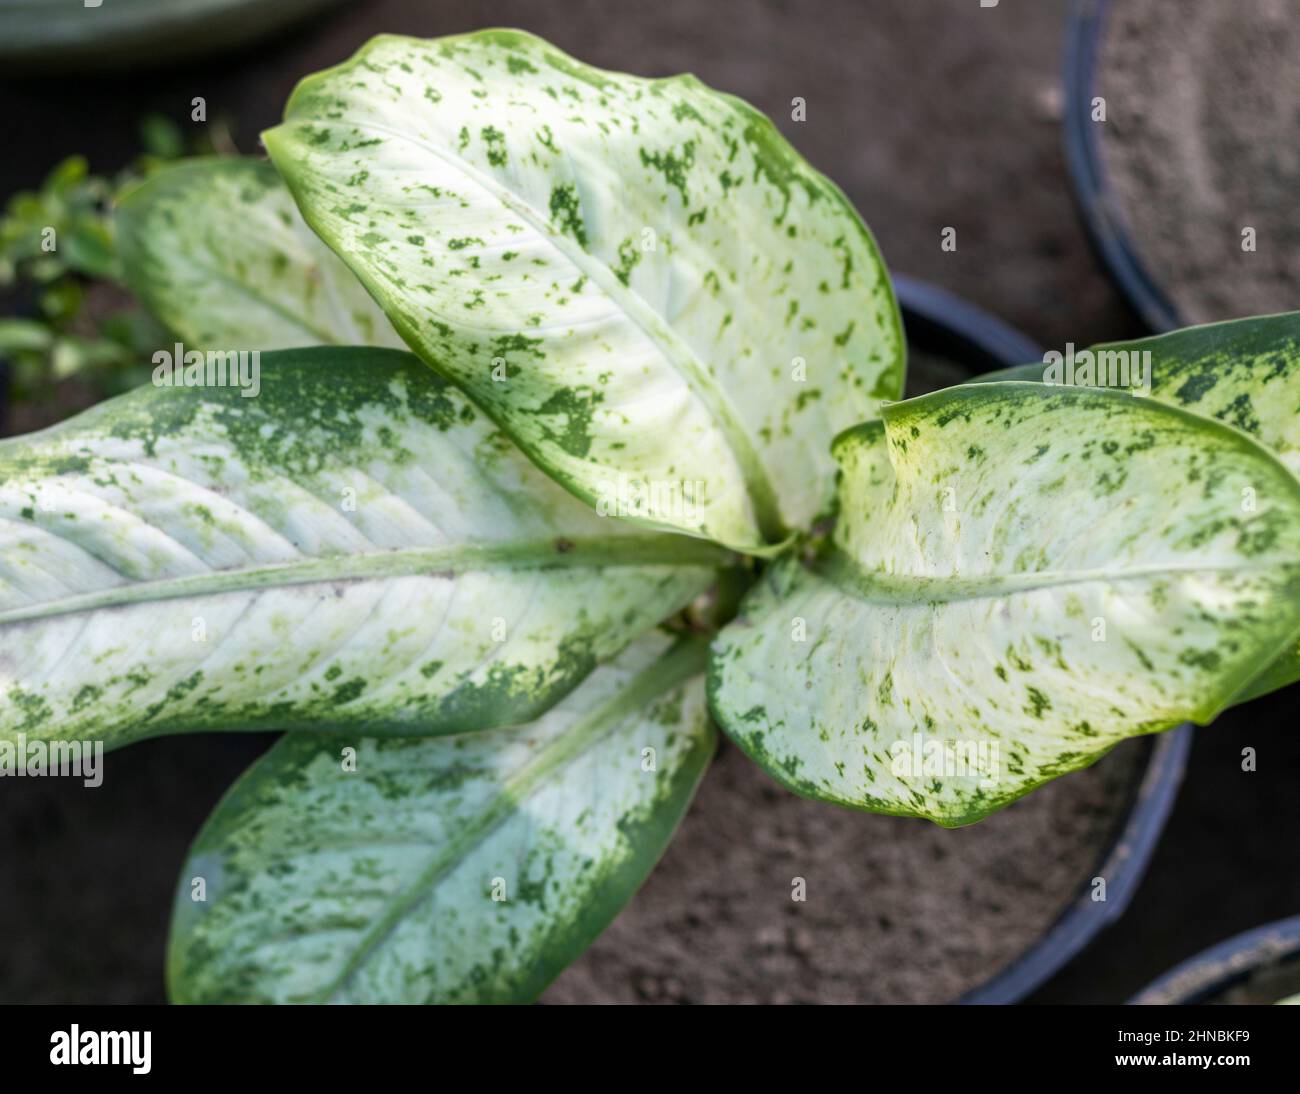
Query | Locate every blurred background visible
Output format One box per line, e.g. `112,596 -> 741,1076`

0,0 -> 1295,1004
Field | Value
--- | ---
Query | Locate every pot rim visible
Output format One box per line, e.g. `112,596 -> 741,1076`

1129,915 -> 1300,1005
894,273 -> 1194,1005
893,273 -> 1043,371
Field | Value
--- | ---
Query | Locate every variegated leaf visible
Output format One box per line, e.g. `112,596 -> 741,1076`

979,312 -> 1300,701
118,157 -> 404,351
169,631 -> 714,1004
262,29 -> 904,554
709,382 -> 1300,825
0,347 -> 722,751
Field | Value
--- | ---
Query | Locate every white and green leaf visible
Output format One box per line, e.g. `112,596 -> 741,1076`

0,347 -> 723,751
118,157 -> 404,351
262,29 -> 904,553
169,631 -> 714,1004
980,312 -> 1300,701
709,382 -> 1300,826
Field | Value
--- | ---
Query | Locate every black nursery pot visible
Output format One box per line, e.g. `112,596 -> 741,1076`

1130,916 -> 1300,1005
0,0 -> 352,73
894,275 -> 1193,1004
1062,0 -> 1184,333
895,274 -> 1043,384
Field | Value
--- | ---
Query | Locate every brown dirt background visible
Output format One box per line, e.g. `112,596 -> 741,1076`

1100,0 -> 1300,325
0,0 -> 1297,1004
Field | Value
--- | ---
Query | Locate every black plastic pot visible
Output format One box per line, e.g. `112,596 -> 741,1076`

0,0 -> 352,73
894,275 -> 1193,1004
895,274 -> 1042,375
1130,915 -> 1300,1005
1063,0 -> 1184,333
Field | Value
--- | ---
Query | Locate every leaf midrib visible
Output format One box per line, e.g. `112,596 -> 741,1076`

277,113 -> 785,542
0,534 -> 728,626
316,635 -> 708,1002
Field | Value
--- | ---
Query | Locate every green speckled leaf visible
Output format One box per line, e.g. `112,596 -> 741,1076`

262,29 -> 904,554
169,631 -> 714,1004
709,382 -> 1300,826
979,312 -> 1300,701
0,346 -> 722,751
118,157 -> 404,351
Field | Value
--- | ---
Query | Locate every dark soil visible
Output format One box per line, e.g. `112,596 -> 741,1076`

545,737 -> 1142,1004
1100,0 -> 1300,323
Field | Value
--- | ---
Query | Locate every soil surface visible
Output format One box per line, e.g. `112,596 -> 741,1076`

1100,0 -> 1300,323
545,737 -> 1142,1004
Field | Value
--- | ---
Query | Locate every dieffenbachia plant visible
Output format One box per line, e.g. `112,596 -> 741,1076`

2,29 -> 1299,1003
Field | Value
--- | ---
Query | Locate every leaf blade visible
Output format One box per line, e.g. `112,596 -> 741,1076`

709,382 -> 1300,825
977,312 -> 1300,475
0,347 -> 722,750
117,157 -> 405,351
976,312 -> 1300,700
262,30 -> 904,552
168,631 -> 714,1004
